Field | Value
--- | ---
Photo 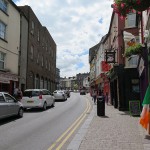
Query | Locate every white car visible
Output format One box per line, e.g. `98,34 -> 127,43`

53,90 -> 67,101
21,89 -> 55,110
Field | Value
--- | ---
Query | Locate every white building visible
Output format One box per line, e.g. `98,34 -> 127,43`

0,0 -> 20,94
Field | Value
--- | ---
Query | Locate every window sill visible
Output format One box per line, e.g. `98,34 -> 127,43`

0,9 -> 9,16
0,37 -> 8,43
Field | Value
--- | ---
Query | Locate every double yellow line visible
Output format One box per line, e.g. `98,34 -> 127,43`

48,98 -> 91,150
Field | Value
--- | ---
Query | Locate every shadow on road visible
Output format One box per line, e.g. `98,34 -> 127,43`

0,116 -> 19,126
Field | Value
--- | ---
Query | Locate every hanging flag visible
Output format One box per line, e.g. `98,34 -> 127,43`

139,84 -> 150,132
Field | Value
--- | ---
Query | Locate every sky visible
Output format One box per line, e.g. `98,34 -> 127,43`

13,0 -> 113,78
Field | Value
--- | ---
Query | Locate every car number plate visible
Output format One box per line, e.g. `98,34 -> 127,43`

27,101 -> 33,103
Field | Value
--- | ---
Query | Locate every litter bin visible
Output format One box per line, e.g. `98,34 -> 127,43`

97,96 -> 105,116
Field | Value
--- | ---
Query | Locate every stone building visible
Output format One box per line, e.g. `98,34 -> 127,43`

19,6 -> 57,92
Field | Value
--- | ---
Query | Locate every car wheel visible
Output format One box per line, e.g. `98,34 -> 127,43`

43,102 -> 47,110
18,108 -> 23,118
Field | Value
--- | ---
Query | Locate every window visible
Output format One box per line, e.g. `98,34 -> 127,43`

45,59 -> 47,69
46,43 -> 47,51
31,21 -> 34,35
125,55 -> 139,68
4,94 -> 15,103
0,52 -> 5,69
127,13 -> 136,27
31,46 -> 34,59
0,21 -> 6,40
41,55 -> 44,67
0,0 -> 7,13
37,30 -> 40,41
0,95 -> 5,102
36,53 -> 38,64
49,62 -> 50,71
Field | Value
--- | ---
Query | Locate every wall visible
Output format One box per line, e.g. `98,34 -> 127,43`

0,2 -> 20,74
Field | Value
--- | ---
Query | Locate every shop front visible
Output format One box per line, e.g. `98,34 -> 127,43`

0,71 -> 18,95
108,64 -> 140,110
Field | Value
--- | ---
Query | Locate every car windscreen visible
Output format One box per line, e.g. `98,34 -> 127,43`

23,91 -> 40,97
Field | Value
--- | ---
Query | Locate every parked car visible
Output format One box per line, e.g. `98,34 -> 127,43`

53,90 -> 67,101
80,89 -> 86,95
21,89 -> 55,110
0,92 -> 24,119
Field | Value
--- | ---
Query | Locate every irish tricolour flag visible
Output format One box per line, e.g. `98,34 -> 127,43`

139,84 -> 150,134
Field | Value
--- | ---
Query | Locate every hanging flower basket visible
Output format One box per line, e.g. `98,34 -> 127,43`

124,43 -> 143,58
112,0 -> 132,17
112,0 -> 150,18
132,0 -> 150,12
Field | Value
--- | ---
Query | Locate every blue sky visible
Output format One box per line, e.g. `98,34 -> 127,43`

13,0 -> 113,77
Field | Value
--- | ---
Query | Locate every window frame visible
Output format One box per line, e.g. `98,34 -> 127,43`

0,0 -> 7,13
0,52 -> 5,70
0,21 -> 6,40
41,55 -> 44,67
30,45 -> 34,60
126,13 -> 137,28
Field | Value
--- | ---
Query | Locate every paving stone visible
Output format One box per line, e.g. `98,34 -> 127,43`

67,94 -> 150,150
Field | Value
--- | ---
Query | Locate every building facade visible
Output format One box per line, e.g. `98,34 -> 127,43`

19,6 -> 57,92
56,68 -> 60,90
76,73 -> 90,90
0,0 -> 20,95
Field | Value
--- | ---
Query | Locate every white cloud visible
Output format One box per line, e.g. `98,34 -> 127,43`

15,0 -> 113,77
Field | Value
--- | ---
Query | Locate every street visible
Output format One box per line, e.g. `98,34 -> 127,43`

0,93 -> 92,150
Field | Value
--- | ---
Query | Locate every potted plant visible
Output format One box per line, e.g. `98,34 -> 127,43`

124,43 -> 143,58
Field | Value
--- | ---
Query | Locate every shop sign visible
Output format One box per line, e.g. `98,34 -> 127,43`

0,72 -> 18,82
0,78 -> 10,83
105,51 -> 116,63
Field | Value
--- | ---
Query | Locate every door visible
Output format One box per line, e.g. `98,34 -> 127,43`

0,93 -> 9,119
4,93 -> 19,115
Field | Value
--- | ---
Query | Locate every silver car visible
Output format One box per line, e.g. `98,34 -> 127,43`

21,89 -> 55,110
0,92 -> 24,119
53,90 -> 67,101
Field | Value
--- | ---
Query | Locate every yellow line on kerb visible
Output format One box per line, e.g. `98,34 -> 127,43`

48,98 -> 91,150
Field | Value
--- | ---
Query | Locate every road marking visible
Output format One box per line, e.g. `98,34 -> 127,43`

56,100 -> 91,150
48,97 -> 91,150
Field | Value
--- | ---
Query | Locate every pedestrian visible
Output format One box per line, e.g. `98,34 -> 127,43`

13,87 -> 19,99
17,88 -> 23,101
93,90 -> 97,104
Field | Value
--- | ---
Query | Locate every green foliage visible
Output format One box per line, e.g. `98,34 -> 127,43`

124,43 -> 143,58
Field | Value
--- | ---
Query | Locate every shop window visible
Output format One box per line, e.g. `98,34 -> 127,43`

131,79 -> 140,93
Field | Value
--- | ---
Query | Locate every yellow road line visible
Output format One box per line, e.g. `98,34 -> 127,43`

48,98 -> 90,150
56,100 -> 91,150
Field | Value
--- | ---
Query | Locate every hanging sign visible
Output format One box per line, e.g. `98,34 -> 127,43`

105,51 -> 116,63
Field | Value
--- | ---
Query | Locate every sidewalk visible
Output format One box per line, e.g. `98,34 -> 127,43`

67,95 -> 150,150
